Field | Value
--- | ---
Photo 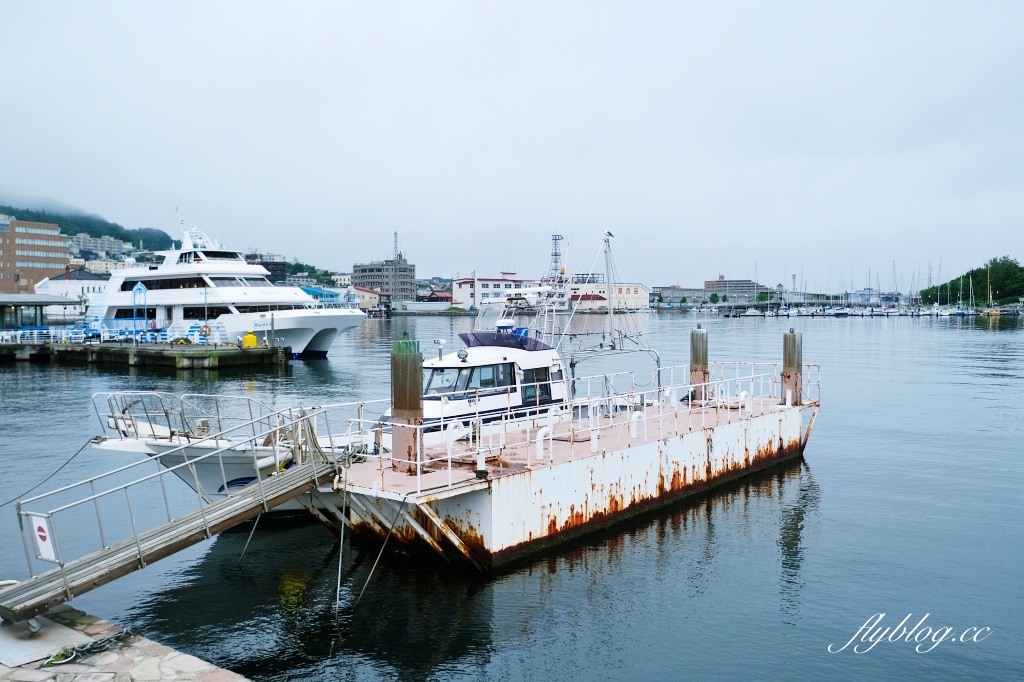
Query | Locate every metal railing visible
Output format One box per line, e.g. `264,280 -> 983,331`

16,406 -> 338,581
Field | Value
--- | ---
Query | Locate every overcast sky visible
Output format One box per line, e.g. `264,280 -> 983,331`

2,2 -> 1022,292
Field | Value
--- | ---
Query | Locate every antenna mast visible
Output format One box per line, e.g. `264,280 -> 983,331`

548,233 -> 564,282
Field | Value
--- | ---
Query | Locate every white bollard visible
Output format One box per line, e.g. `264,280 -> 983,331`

535,426 -> 551,460
630,410 -> 644,439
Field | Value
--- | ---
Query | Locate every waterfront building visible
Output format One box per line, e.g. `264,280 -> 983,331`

0,214 -> 70,294
452,272 -> 533,309
331,273 -> 352,287
651,285 -> 708,306
352,253 -> 416,303
353,285 -> 391,312
562,274 -> 649,311
34,268 -> 107,320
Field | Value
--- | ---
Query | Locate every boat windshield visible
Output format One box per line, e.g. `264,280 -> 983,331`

423,367 -> 470,395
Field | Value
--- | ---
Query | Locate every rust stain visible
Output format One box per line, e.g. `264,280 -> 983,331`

492,434 -> 806,567
345,414 -> 810,571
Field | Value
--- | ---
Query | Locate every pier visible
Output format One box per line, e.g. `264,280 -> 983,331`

0,342 -> 290,369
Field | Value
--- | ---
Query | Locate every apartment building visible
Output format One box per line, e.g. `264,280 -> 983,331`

0,214 -> 70,294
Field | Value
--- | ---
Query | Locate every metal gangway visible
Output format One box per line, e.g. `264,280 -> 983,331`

0,405 -> 340,624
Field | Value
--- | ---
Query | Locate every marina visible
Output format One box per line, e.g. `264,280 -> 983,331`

1,259 -> 820,617
0,313 -> 1021,680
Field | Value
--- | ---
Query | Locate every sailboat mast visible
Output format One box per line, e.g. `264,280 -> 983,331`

604,232 -> 614,347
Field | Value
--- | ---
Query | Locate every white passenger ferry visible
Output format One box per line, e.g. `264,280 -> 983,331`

86,226 -> 364,357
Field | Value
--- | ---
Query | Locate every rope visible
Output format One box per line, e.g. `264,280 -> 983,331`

353,492 -> 410,608
44,628 -> 138,666
334,458 -> 349,612
1,438 -> 93,508
237,514 -> 262,566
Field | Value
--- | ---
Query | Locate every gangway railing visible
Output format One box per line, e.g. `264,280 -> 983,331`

5,407 -> 341,620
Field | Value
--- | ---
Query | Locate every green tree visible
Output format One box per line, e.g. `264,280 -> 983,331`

709,293 -> 719,304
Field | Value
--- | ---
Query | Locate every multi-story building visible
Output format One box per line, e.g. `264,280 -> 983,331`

331,273 -> 352,287
285,272 -> 317,287
83,259 -> 129,275
0,214 -> 70,294
452,271 -> 648,311
352,253 -> 415,303
69,233 -> 133,256
703,275 -> 769,302
452,272 -> 534,309
244,252 -> 288,283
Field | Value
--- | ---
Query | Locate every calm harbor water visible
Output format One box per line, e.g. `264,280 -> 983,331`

2,314 -> 1022,680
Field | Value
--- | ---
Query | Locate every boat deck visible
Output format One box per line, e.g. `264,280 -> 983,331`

336,396 -> 791,499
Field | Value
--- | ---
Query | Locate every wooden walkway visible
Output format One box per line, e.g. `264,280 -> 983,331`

0,460 -> 336,623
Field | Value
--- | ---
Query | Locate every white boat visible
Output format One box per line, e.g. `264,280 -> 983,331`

86,225 -> 365,357
741,307 -> 763,317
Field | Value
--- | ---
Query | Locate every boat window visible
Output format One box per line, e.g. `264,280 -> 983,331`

113,307 -> 156,319
183,306 -> 231,320
234,304 -> 310,313
120,276 -> 208,291
209,277 -> 243,287
424,367 -> 469,395
521,367 -> 552,405
243,277 -> 272,286
466,363 -> 514,391
198,250 -> 245,262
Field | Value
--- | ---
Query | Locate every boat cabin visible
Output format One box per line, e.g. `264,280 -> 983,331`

419,331 -> 567,425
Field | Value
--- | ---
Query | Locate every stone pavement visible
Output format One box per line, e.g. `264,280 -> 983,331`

0,605 -> 248,682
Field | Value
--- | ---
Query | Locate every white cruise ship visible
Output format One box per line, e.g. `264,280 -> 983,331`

86,227 -> 364,357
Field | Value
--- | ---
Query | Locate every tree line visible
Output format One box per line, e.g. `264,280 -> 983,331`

918,257 -> 1024,305
0,205 -> 175,250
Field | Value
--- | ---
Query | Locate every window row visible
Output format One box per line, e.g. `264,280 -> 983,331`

16,238 -> 67,247
15,226 -> 60,235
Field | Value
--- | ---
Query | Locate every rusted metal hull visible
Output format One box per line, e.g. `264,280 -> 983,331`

345,403 -> 816,569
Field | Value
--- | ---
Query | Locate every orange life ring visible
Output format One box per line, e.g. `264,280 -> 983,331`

199,324 -> 212,338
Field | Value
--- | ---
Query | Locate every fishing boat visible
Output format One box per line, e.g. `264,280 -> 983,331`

85,223 -> 365,357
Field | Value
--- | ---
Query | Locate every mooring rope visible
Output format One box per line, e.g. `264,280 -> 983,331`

353,492 -> 410,608
0,438 -> 93,508
44,628 -> 138,666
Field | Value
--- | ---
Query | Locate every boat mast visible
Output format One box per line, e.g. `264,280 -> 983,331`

604,231 -> 615,348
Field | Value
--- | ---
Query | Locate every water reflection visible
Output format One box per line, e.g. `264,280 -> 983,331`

118,458 -> 817,681
122,520 -> 494,680
777,462 -> 820,623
